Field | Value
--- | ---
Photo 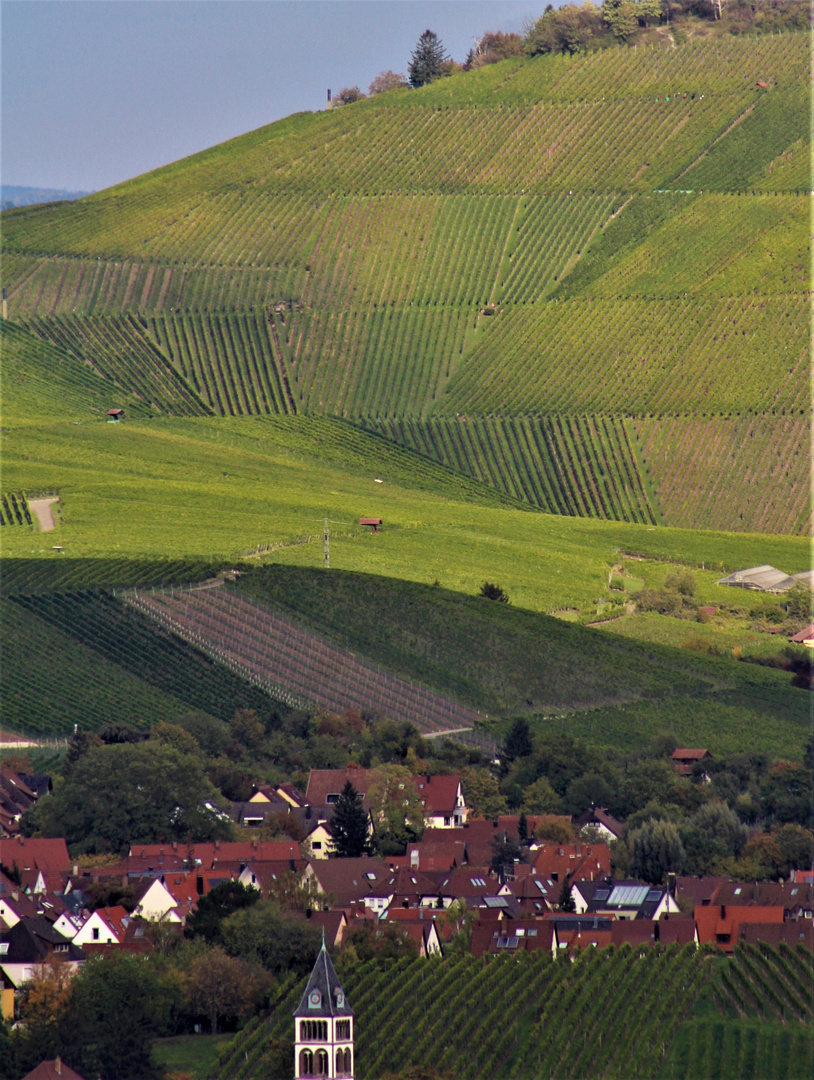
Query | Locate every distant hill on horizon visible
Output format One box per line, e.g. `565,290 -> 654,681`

1,184 -> 91,210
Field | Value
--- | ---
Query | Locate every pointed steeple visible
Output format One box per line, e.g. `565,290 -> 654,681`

294,940 -> 354,1018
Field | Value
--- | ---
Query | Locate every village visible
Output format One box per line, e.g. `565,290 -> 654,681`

2,757 -> 812,1035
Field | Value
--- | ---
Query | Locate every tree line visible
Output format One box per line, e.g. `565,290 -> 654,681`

331,1 -> 811,106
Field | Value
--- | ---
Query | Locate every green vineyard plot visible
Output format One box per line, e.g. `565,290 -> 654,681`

636,413 -> 811,536
365,415 -> 659,524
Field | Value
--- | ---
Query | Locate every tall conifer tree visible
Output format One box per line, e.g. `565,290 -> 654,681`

408,29 -> 449,88
331,780 -> 370,857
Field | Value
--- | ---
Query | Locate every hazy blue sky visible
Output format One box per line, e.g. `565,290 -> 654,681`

2,1 -> 541,192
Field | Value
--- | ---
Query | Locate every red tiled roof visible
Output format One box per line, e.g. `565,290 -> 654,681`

532,843 -> 611,883
128,840 -> 300,868
694,904 -> 784,951
22,1059 -> 87,1080
0,837 -> 70,873
671,749 -> 711,761
413,775 -> 461,815
789,624 -> 814,643
305,768 -> 376,807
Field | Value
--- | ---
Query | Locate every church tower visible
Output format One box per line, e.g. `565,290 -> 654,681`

294,935 -> 354,1078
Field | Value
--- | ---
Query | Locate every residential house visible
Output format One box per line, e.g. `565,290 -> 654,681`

305,768 -> 377,807
22,1059 -> 88,1080
381,908 -> 443,956
532,843 -> 611,886
413,775 -> 468,828
671,749 -> 712,778
470,918 -> 557,959
737,922 -> 814,949
694,903 -> 784,951
303,858 -> 395,914
0,837 -> 70,876
572,880 -> 679,921
0,917 -> 85,992
574,807 -> 625,843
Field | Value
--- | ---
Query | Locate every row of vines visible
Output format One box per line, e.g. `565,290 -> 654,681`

442,294 -> 809,416
127,585 -> 488,735
20,315 -> 208,416
211,944 -> 735,1080
0,492 -> 32,527
365,415 -> 659,524
635,413 -> 811,536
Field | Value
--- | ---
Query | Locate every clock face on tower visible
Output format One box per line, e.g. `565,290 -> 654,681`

309,989 -> 321,1008
336,991 -> 344,1007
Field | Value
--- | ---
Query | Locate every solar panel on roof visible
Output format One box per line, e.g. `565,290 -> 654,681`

608,884 -> 650,906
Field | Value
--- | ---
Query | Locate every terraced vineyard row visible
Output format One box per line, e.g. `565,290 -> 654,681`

714,942 -> 814,1023
635,413 -> 811,536
0,492 -> 32,527
366,415 -> 658,524
442,294 -> 808,416
583,193 -> 809,299
284,305 -> 471,417
212,945 -> 717,1080
126,585 -> 490,736
11,591 -> 276,725
145,313 -> 295,415
20,315 -> 209,415
2,192 -> 618,316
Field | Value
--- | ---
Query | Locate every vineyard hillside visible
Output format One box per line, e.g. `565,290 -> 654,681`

1,32 -> 809,534
206,944 -> 814,1080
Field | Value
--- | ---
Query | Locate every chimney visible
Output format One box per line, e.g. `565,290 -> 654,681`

721,904 -> 726,919
410,849 -> 419,869
73,864 -> 78,877
54,1058 -> 62,1076
290,847 -> 296,872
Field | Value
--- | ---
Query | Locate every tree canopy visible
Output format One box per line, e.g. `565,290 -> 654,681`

22,740 -> 233,854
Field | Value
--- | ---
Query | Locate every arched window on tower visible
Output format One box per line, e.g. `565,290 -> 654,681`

316,1049 -> 329,1076
299,1048 -> 314,1077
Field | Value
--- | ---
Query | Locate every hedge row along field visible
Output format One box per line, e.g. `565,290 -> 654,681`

20,315 -> 208,416
10,590 -> 277,727
364,415 -> 659,524
635,413 -> 811,536
442,294 -> 808,416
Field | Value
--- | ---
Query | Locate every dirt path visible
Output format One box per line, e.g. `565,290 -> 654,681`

28,496 -> 59,532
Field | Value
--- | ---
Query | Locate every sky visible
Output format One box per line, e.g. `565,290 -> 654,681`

2,0 -> 542,193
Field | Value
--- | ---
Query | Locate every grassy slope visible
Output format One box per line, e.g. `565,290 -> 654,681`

1,34 -> 808,534
232,566 -> 808,755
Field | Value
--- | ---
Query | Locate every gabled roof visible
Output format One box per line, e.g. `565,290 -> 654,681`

789,624 -> 814,643
575,807 -> 625,838
294,942 -> 354,1018
716,565 -> 798,592
671,748 -> 711,761
305,768 -> 376,807
0,916 -> 85,964
413,775 -> 462,815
